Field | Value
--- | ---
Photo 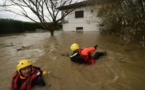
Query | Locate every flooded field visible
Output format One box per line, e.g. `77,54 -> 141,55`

0,31 -> 145,90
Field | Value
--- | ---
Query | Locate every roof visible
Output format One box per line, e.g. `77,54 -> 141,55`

57,1 -> 97,10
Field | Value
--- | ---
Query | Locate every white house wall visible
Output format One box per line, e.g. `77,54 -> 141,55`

62,6 -> 102,31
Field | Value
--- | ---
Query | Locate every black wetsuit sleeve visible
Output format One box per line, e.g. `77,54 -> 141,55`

32,75 -> 46,87
31,66 -> 46,87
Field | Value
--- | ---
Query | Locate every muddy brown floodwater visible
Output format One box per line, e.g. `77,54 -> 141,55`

0,31 -> 145,90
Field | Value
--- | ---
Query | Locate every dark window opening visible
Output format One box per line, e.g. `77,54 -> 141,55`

75,10 -> 84,18
76,27 -> 83,30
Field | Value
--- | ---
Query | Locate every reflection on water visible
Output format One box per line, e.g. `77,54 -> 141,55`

0,31 -> 145,90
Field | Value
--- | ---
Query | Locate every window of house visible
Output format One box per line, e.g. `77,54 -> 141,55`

76,27 -> 83,30
75,10 -> 84,18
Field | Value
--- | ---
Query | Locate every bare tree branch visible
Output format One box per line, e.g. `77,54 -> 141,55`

1,0 -> 79,36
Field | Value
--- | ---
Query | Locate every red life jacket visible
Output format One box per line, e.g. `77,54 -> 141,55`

78,49 -> 95,64
11,67 -> 41,90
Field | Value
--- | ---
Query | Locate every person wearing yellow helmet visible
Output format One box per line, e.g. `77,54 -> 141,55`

70,43 -> 106,64
70,43 -> 79,52
11,59 -> 45,90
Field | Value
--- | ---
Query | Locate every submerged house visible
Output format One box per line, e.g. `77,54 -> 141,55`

58,1 -> 101,31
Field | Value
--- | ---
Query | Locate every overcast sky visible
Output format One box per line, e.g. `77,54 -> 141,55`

0,0 -> 84,22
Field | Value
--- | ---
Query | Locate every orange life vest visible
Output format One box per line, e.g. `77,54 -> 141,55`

70,48 -> 95,64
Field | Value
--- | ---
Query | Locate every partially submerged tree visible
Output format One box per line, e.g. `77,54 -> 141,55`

1,0 -> 78,36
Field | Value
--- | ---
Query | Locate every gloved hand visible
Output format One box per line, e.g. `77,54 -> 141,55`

42,71 -> 51,75
94,45 -> 98,49
42,71 -> 47,75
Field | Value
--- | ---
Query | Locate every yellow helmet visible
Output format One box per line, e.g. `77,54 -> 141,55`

70,43 -> 79,51
17,59 -> 32,73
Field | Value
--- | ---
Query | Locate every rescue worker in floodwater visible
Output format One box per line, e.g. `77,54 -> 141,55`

70,43 -> 106,64
11,59 -> 46,90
